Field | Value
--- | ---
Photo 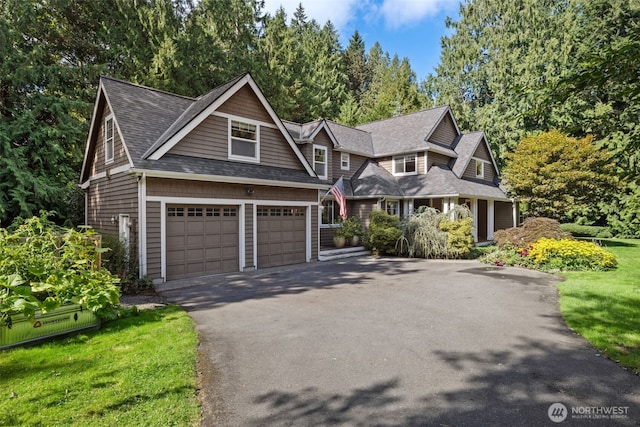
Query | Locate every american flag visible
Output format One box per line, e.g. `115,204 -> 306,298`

328,176 -> 347,220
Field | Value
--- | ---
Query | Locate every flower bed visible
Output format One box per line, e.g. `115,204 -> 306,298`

481,237 -> 617,271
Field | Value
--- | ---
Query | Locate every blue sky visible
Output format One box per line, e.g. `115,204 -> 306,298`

261,0 -> 460,81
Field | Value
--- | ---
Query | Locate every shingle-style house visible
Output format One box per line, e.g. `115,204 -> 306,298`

80,73 -> 516,282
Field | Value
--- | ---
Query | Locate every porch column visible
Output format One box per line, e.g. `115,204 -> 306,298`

512,199 -> 518,227
443,198 -> 449,213
471,198 -> 478,242
487,199 -> 495,241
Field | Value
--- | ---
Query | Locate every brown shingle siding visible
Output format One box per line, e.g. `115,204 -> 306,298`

429,113 -> 458,146
146,178 -> 317,202
218,84 -> 272,123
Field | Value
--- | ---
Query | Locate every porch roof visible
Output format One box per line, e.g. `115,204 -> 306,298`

346,161 -> 510,200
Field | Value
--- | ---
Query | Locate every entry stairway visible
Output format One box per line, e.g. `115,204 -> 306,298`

318,246 -> 371,262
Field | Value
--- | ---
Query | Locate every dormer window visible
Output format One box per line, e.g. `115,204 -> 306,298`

229,119 -> 259,162
104,115 -> 114,164
340,152 -> 350,170
313,145 -> 328,179
393,154 -> 417,176
475,159 -> 484,178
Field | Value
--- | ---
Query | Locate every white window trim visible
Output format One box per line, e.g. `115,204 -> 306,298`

474,157 -> 487,179
228,117 -> 260,163
386,199 -> 400,217
392,154 -> 418,176
320,199 -> 341,226
340,152 -> 350,171
104,114 -> 114,165
313,144 -> 328,180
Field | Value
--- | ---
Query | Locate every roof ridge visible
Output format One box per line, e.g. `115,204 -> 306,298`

100,75 -> 196,101
325,119 -> 372,134
356,105 -> 449,127
194,73 -> 246,101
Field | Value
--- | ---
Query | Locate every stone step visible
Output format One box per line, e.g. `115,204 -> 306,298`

318,246 -> 371,261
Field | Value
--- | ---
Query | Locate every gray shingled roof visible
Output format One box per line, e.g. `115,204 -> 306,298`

101,76 -> 194,164
400,165 -> 509,199
348,161 -> 509,200
135,154 -> 322,185
143,74 -> 245,158
451,132 -> 485,178
282,119 -> 324,142
350,161 -> 402,197
325,120 -> 374,156
356,106 -> 448,156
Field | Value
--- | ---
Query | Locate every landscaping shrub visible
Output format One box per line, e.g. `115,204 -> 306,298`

100,233 -> 153,294
560,223 -> 612,238
397,205 -> 474,258
478,245 -> 536,269
528,238 -> 617,271
440,216 -> 475,258
493,217 -> 570,247
0,214 -> 120,325
365,210 -> 402,255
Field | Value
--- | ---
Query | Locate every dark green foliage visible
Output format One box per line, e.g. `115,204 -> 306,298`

365,210 -> 402,255
560,223 -> 612,239
430,0 -> 640,236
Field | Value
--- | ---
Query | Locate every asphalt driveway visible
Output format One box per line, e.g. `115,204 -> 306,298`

159,257 -> 640,426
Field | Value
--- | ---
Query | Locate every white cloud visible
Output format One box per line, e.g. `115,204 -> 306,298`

379,0 -> 458,29
261,0 -> 362,31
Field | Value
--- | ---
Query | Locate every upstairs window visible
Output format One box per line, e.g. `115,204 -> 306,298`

393,154 -> 417,176
314,145 -> 328,179
475,159 -> 484,178
104,116 -> 114,164
340,152 -> 350,170
229,119 -> 259,161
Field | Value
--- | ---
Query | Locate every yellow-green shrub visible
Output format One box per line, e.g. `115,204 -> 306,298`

528,238 -> 617,271
439,217 -> 474,258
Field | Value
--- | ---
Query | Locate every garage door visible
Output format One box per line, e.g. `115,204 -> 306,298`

166,205 -> 239,280
257,206 -> 306,268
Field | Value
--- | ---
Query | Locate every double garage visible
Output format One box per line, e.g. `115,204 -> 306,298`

165,204 -> 308,280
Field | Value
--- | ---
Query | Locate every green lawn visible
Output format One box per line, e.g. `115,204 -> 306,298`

558,239 -> 640,374
0,305 -> 200,426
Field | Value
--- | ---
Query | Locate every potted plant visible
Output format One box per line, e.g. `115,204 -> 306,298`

341,216 -> 364,246
332,220 -> 347,248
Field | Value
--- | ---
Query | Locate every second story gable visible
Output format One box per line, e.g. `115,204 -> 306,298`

80,73 -> 322,189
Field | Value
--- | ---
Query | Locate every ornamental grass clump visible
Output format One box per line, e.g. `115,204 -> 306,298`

397,205 -> 474,258
528,238 -> 617,271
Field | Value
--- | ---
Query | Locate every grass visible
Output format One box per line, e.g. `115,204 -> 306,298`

557,239 -> 640,374
0,305 -> 200,426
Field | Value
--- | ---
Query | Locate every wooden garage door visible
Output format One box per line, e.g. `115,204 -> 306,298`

257,206 -> 306,268
166,205 -> 239,280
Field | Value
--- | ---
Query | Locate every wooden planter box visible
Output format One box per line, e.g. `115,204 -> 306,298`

0,304 -> 100,350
